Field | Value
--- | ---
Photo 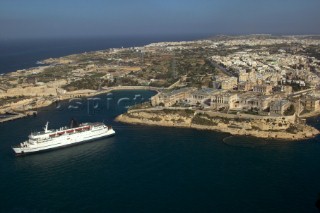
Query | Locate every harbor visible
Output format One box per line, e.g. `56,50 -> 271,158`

0,90 -> 320,212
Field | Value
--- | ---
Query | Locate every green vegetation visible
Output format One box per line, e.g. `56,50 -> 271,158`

149,117 -> 162,122
63,77 -> 104,91
125,113 -> 141,120
39,65 -> 72,79
304,45 -> 320,60
115,77 -> 140,86
192,114 -> 217,126
284,104 -> 295,116
176,118 -> 185,123
128,102 -> 152,110
0,95 -> 29,106
162,108 -> 194,117
149,80 -> 172,88
286,124 -> 299,134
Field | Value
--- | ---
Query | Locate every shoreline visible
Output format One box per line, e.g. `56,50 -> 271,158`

0,86 -> 319,141
2,87 -> 320,142
0,87 -> 159,123
1,87 -> 320,141
115,108 -> 319,141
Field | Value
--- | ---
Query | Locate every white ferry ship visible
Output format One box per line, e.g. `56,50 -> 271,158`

12,121 -> 115,155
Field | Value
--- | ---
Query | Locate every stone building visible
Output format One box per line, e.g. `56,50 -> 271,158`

238,82 -> 253,91
238,71 -> 249,82
221,77 -> 238,90
303,95 -> 320,111
273,85 -> 293,95
151,87 -> 194,107
237,93 -> 273,111
211,92 -> 238,110
270,99 -> 291,115
190,88 -> 216,106
253,84 -> 273,95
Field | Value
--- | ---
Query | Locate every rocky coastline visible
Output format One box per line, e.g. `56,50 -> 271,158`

115,108 -> 319,141
0,86 -> 158,123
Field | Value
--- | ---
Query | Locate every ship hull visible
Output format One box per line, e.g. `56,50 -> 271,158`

13,129 -> 115,156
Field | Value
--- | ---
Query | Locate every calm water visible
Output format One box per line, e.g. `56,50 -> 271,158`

0,90 -> 320,213
0,35 -> 206,74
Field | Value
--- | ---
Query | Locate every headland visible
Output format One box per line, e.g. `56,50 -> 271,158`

1,35 -> 320,140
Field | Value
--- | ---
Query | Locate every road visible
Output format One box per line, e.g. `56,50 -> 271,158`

209,60 -> 236,77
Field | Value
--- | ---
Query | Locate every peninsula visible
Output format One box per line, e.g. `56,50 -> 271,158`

1,35 -> 320,140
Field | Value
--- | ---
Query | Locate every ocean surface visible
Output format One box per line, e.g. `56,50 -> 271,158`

0,90 -> 320,213
0,35 -> 206,74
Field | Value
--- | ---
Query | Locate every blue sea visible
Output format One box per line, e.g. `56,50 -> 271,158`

0,37 -> 320,213
0,35 -> 205,74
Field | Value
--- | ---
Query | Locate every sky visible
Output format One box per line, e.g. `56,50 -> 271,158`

1,0 -> 320,39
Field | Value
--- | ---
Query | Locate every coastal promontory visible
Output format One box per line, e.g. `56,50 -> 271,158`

1,35 -> 320,142
116,107 -> 319,141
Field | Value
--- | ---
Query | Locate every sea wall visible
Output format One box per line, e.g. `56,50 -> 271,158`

115,108 -> 319,141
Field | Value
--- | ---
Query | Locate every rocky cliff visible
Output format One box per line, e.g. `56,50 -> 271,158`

115,109 -> 319,141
